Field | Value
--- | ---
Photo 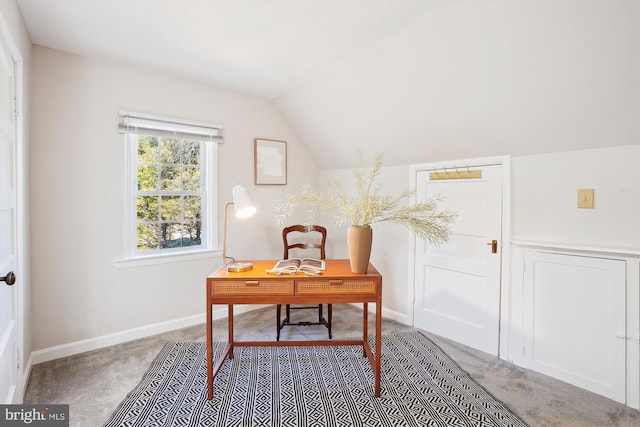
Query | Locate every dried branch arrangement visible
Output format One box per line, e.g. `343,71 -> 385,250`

272,153 -> 456,244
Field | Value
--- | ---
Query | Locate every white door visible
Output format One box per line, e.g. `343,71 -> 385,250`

0,31 -> 18,403
414,164 -> 503,355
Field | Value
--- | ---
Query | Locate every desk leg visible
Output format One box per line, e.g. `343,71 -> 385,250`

375,299 -> 382,397
228,304 -> 234,359
362,302 -> 368,357
206,299 -> 213,400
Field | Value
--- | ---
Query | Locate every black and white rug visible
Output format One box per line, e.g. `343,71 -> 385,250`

104,331 -> 528,426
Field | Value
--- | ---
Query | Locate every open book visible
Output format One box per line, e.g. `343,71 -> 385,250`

267,258 -> 326,276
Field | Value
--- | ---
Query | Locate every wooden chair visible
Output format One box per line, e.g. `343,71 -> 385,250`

276,225 -> 332,340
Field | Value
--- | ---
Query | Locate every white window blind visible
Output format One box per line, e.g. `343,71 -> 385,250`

118,110 -> 224,142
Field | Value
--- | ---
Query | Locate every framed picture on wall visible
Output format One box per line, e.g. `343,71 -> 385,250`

254,138 -> 287,185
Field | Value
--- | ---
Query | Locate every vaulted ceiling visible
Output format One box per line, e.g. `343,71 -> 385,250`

17,0 -> 639,168
17,0 -> 449,99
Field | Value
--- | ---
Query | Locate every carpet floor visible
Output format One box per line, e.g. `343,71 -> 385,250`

104,331 -> 528,427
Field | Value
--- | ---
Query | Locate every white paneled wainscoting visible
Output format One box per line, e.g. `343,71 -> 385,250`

508,242 -> 640,409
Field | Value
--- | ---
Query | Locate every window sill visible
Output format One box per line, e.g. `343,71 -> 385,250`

114,249 -> 221,269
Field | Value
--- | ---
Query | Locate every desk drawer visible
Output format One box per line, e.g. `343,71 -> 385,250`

211,279 -> 294,295
296,279 -> 377,295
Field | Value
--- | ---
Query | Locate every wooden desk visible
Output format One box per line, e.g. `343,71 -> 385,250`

206,259 -> 382,400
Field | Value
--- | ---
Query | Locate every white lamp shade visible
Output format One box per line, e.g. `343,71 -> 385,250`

232,185 -> 256,218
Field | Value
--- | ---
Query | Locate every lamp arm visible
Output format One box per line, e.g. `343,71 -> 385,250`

223,201 -> 235,265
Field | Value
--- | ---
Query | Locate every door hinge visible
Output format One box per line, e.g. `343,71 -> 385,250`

13,97 -> 18,118
16,349 -> 20,370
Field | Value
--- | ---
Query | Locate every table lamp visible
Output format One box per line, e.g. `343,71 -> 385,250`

223,185 -> 257,272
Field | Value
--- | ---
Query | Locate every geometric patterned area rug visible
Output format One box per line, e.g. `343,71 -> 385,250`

103,331 -> 529,426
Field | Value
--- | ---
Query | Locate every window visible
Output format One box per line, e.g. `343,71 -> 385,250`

135,135 -> 204,252
119,111 -> 222,260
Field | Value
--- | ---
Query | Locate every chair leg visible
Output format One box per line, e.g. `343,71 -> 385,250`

276,304 -> 282,341
278,303 -> 333,340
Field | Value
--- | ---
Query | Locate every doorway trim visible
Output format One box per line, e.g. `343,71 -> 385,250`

408,155 -> 511,358
0,15 -> 26,401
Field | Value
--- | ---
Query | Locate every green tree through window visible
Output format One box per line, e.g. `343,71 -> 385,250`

136,135 -> 204,252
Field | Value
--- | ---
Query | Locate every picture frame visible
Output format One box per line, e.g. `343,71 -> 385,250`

254,138 -> 287,185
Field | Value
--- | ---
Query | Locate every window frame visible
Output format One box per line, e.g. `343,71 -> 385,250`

115,113 -> 220,268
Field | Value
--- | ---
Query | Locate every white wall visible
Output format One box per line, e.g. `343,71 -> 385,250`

274,0 -> 640,343
506,145 -> 640,407
512,145 -> 640,250
313,145 -> 640,328
29,46 -> 320,352
22,1 -> 640,375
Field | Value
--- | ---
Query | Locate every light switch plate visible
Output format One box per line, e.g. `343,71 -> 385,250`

577,189 -> 594,208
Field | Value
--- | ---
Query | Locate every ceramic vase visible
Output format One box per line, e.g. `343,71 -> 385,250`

347,225 -> 373,274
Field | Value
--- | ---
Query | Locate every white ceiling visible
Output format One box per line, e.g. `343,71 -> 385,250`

17,0 -> 450,99
16,0 -> 638,169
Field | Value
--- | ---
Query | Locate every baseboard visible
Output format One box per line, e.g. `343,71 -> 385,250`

28,305 -> 271,367
24,302 -> 402,394
22,303 -> 406,407
381,306 -> 411,326
22,357 -> 32,404
29,313 -> 205,365
212,304 -> 268,320
347,302 -> 411,326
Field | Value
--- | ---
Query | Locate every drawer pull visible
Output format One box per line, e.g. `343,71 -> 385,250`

329,280 -> 343,286
245,280 -> 260,287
